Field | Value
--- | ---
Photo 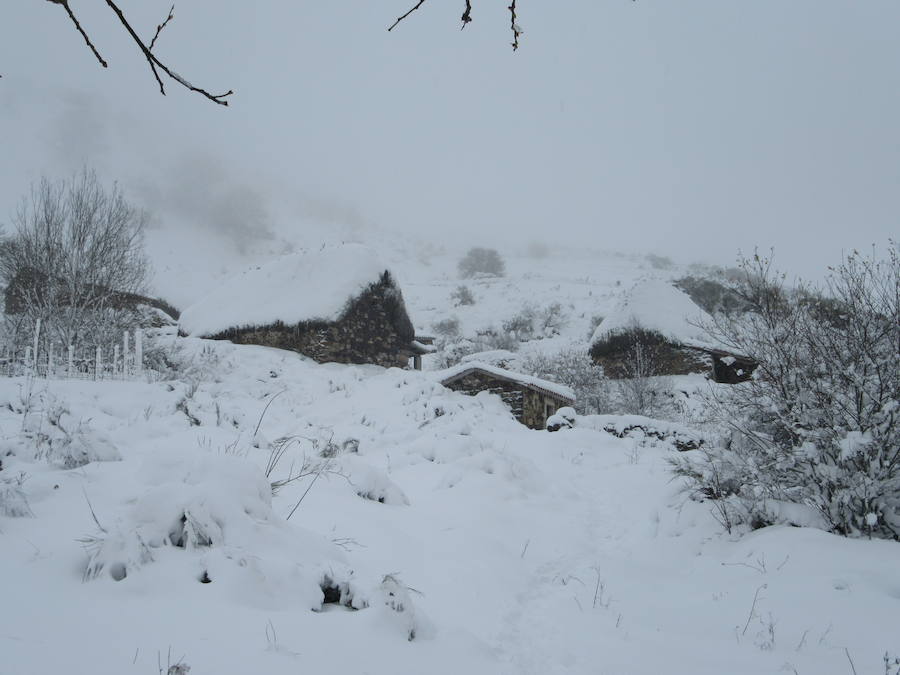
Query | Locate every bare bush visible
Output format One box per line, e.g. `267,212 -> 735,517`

432,317 -> 461,339
614,339 -> 672,417
451,285 -> 476,306
502,307 -> 536,342
674,275 -> 752,315
645,253 -> 674,270
677,247 -> 900,539
458,247 -> 505,279
1,169 -> 150,356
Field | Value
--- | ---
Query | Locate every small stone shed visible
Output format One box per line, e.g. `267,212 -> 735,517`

179,244 -> 427,368
438,362 -> 575,430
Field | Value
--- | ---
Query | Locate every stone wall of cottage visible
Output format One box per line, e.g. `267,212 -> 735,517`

211,281 -> 414,368
442,371 -> 525,421
443,372 -> 571,429
593,341 -> 711,378
522,390 -> 569,430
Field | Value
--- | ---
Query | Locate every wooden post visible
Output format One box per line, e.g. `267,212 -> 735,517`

113,344 -> 120,376
25,346 -> 31,373
123,331 -> 130,376
134,329 -> 143,375
68,345 -> 74,378
95,346 -> 102,381
47,343 -> 54,378
32,318 -> 41,374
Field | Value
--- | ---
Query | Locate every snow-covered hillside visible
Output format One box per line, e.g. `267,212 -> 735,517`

2,337 -> 898,675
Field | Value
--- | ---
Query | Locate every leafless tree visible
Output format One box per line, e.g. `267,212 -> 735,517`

601,323 -> 672,417
1,168 -> 150,354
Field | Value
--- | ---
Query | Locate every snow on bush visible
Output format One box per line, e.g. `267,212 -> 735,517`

567,413 -> 705,452
375,574 -> 432,642
1,388 -> 121,469
340,455 -> 410,505
79,451 -> 363,610
520,348 -> 610,415
0,473 -> 33,517
676,249 -> 900,539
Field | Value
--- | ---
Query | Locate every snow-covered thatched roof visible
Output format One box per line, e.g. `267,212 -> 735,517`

590,278 -> 717,350
436,361 -> 576,402
179,244 -> 391,337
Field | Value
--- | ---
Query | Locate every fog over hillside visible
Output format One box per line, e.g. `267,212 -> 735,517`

2,1 -> 898,287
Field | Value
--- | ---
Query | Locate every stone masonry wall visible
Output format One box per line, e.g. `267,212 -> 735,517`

443,371 -> 525,421
209,277 -> 415,368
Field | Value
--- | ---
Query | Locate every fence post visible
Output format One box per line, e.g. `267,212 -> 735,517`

68,345 -> 74,378
95,346 -> 102,381
47,343 -> 54,378
123,331 -> 130,377
134,329 -> 143,376
25,346 -> 31,374
32,318 -> 41,374
114,344 -> 120,377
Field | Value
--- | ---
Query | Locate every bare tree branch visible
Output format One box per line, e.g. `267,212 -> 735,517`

102,0 -> 233,106
461,1 -> 473,29
42,0 -> 231,106
388,0 -> 428,32
508,0 -> 522,51
46,0 -> 108,68
149,4 -> 176,53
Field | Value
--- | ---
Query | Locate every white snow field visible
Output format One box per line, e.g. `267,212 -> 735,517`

2,335 -> 898,675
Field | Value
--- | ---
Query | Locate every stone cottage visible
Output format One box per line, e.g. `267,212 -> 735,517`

438,362 -> 575,430
589,279 -> 757,383
179,244 -> 429,368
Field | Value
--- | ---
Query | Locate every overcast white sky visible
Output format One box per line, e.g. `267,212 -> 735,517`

1,1 -> 898,282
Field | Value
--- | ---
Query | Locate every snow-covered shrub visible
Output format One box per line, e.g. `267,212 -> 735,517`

340,455 -> 409,505
377,574 -> 428,641
474,327 -> 519,353
546,407 -> 576,432
680,248 -> 900,539
81,453 -> 274,580
457,247 -> 505,279
537,302 -> 566,337
0,472 -> 33,517
589,414 -> 704,451
5,390 -> 121,468
520,348 -> 611,415
45,421 -> 121,469
450,285 -> 475,306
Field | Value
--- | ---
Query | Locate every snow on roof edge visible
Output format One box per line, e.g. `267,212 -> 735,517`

435,361 -> 576,402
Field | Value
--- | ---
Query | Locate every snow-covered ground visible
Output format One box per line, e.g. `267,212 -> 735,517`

2,335 -> 898,675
